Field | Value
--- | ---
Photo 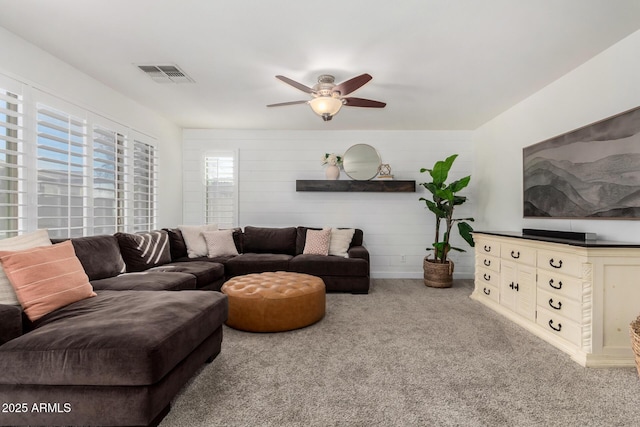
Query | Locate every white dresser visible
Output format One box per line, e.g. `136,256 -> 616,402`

471,231 -> 640,367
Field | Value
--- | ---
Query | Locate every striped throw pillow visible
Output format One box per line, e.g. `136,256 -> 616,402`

0,240 -> 96,321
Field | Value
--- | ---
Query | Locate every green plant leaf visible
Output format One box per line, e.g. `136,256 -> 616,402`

450,175 -> 471,193
458,221 -> 475,247
429,154 -> 457,185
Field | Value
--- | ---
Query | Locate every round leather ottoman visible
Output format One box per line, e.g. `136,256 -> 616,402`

221,272 -> 326,332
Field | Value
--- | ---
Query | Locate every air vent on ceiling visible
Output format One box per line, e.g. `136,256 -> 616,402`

137,64 -> 195,84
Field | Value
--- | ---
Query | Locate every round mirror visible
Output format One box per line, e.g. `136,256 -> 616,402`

342,144 -> 382,181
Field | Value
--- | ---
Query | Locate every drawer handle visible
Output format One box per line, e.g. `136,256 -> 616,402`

483,273 -> 491,281
549,279 -> 562,290
548,299 -> 562,310
484,245 -> 491,252
509,282 -> 519,292
549,258 -> 563,269
511,250 -> 520,259
484,259 -> 491,267
548,319 -> 562,332
483,287 -> 491,295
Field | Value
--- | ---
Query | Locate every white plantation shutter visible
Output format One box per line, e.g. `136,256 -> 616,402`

0,77 -> 25,238
132,138 -> 157,232
92,125 -> 128,235
205,152 -> 236,228
36,103 -> 89,239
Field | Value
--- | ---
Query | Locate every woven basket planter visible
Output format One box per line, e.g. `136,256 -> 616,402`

630,315 -> 640,378
423,257 -> 454,288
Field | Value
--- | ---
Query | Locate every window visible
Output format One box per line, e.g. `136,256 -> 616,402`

132,138 -> 157,232
36,103 -> 88,239
0,82 -> 24,239
205,152 -> 236,228
0,80 -> 159,239
92,125 -> 127,235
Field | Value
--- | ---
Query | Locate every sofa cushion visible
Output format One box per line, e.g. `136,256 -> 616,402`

149,261 -> 225,289
303,229 -> 331,255
69,235 -> 126,280
224,253 -> 292,277
0,290 -> 228,386
288,254 -> 369,277
243,226 -> 296,255
203,230 -> 239,257
329,228 -> 356,258
164,228 -> 188,260
0,229 -> 52,306
179,224 -> 219,258
0,241 -> 96,321
90,271 -> 196,291
115,231 -> 171,272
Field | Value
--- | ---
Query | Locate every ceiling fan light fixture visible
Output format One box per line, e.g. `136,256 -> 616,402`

308,96 -> 343,121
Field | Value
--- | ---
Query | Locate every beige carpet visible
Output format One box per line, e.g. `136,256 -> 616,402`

160,279 -> 640,427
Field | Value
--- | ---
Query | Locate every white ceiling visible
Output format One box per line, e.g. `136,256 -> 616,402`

0,0 -> 639,130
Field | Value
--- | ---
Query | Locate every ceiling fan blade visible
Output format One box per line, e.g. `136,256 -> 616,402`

333,73 -> 372,96
266,100 -> 308,107
343,97 -> 386,108
275,75 -> 314,94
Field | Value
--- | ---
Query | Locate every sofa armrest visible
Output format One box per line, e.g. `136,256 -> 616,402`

347,245 -> 370,263
0,304 -> 23,345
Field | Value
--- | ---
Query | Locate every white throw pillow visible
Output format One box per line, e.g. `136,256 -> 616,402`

202,230 -> 239,257
0,229 -> 52,305
329,228 -> 355,258
178,224 -> 218,258
303,229 -> 332,256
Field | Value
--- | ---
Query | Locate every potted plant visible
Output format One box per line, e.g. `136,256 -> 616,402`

419,154 -> 474,288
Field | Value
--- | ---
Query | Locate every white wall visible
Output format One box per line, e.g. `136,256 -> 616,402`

474,29 -> 640,241
183,129 -> 475,278
0,26 -> 183,227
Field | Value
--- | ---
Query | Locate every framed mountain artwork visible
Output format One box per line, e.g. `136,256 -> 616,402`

523,106 -> 640,219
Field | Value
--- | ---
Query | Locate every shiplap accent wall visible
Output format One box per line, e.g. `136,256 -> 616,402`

183,129 -> 475,279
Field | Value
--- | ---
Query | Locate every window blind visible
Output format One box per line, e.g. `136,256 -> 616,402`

36,104 -> 88,238
205,153 -> 236,228
0,82 -> 25,239
92,125 -> 127,235
132,139 -> 157,232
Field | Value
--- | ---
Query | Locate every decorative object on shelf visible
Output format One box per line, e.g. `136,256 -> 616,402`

321,153 -> 342,180
523,105 -> 640,219
631,315 -> 640,377
267,74 -> 386,122
418,154 -> 474,288
377,163 -> 394,180
343,144 -> 381,180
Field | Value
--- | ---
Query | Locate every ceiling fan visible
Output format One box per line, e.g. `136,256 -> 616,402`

267,73 -> 386,121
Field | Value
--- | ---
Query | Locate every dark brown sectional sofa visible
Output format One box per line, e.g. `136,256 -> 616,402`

0,225 -> 369,427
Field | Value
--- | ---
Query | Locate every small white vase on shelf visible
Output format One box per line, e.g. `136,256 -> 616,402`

325,164 -> 340,180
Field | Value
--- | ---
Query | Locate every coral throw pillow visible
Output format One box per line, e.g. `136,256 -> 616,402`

202,230 -> 240,257
0,229 -> 52,305
0,240 -> 96,321
303,229 -> 332,256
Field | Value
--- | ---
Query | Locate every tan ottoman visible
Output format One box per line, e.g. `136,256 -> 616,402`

221,272 -> 326,332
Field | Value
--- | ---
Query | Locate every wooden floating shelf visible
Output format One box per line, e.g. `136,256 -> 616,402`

296,180 -> 416,192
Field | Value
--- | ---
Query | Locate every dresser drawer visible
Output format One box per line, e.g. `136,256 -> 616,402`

501,243 -> 536,266
536,307 -> 582,347
537,250 -> 583,277
477,254 -> 500,272
476,238 -> 501,258
478,282 -> 499,303
537,270 -> 583,302
476,266 -> 499,288
537,287 -> 582,323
